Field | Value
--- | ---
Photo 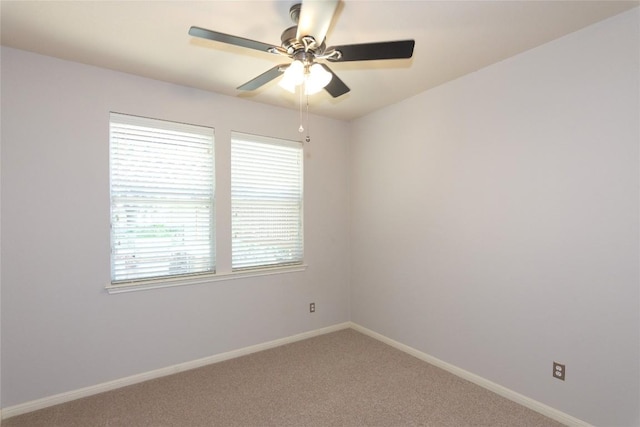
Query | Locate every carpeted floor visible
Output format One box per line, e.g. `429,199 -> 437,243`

3,329 -> 565,426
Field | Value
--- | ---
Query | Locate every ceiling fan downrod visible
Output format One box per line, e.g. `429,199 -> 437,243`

289,3 -> 302,24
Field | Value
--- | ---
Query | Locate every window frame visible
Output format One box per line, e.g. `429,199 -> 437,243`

105,115 -> 307,295
231,131 -> 305,272
109,112 -> 216,285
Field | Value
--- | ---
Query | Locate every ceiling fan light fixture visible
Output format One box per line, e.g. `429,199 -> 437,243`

304,63 -> 332,95
278,60 -> 305,93
279,60 -> 332,95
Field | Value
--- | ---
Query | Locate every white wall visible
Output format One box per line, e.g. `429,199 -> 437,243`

0,47 -> 351,407
2,7 -> 639,426
0,43 -> 3,420
350,9 -> 639,427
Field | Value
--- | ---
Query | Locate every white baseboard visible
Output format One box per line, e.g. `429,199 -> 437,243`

1,322 -> 351,420
349,322 -> 592,427
1,321 -> 592,425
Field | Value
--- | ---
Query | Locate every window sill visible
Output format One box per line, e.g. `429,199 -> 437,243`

105,264 -> 308,294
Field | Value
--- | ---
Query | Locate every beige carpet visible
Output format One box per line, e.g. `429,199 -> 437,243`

3,329 -> 564,426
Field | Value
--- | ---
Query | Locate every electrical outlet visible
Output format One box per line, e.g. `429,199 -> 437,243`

553,362 -> 565,381
310,302 -> 315,313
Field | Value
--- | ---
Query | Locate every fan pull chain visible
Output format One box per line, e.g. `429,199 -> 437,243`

305,95 -> 310,143
298,84 -> 304,134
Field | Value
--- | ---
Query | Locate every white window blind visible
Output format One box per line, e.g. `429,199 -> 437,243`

231,132 -> 303,271
110,113 -> 215,283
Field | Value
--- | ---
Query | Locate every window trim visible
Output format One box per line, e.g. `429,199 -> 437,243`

105,264 -> 308,294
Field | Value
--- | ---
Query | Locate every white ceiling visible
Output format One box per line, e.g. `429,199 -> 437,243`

1,0 -> 638,120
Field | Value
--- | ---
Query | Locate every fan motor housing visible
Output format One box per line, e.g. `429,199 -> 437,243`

280,26 -> 326,57
280,26 -> 302,53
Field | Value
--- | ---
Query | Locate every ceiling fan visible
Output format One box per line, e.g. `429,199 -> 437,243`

188,0 -> 415,98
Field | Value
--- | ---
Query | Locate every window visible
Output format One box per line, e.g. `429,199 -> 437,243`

231,132 -> 303,271
110,113 -> 215,283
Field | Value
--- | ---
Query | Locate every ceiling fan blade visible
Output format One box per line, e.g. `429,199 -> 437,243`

237,65 -> 287,91
189,26 -> 274,53
320,64 -> 350,98
327,40 -> 415,62
296,0 -> 339,45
